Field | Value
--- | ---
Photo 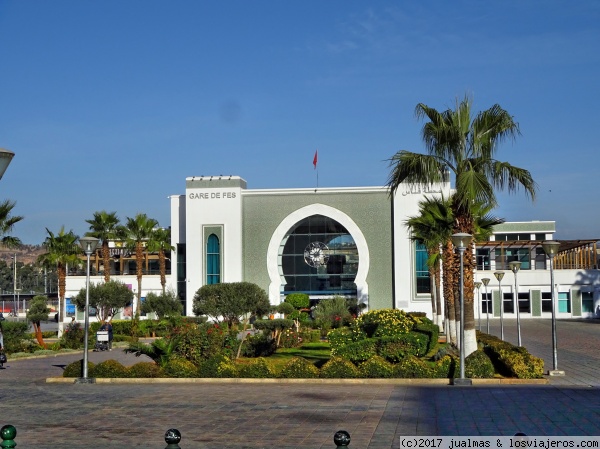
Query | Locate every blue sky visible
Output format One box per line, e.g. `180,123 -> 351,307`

0,1 -> 598,244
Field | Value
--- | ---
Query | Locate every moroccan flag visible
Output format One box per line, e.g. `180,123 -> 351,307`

313,149 -> 318,169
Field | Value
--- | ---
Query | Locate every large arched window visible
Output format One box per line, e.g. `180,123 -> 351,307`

279,215 -> 358,295
206,234 -> 220,284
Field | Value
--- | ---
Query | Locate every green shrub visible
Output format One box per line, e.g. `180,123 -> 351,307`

285,293 -> 310,309
464,350 -> 495,378
393,355 -> 434,378
1,320 -> 31,353
163,357 -> 199,378
320,356 -> 360,378
238,358 -> 275,378
90,320 -> 132,336
240,332 -> 277,357
197,354 -> 238,378
312,296 -> 352,332
279,329 -> 303,348
328,327 -> 356,352
359,356 -> 394,378
413,322 -> 439,354
59,321 -> 87,350
63,359 -> 96,377
378,332 -> 429,362
355,309 -> 413,338
333,338 -> 377,364
431,355 -> 455,378
278,357 -> 319,379
128,362 -> 163,378
90,360 -> 129,378
478,333 -> 544,379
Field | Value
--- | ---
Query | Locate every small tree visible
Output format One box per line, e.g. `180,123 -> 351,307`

73,280 -> 134,323
312,296 -> 352,334
141,290 -> 183,319
26,295 -> 50,348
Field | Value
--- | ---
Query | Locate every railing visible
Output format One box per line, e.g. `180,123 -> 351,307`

0,425 -> 352,448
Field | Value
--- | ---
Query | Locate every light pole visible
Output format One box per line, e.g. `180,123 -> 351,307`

451,232 -> 473,386
542,241 -> 565,376
481,278 -> 491,334
509,261 -> 522,346
76,236 -> 100,384
494,271 -> 505,340
474,281 -> 482,331
12,254 -> 16,317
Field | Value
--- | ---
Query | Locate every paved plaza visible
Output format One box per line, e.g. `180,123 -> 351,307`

1,319 -> 600,448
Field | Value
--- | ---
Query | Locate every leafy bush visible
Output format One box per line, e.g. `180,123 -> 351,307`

378,332 -> 429,362
312,296 -> 352,332
299,329 -> 321,343
141,290 -> 183,319
413,321 -> 439,354
197,354 -> 238,378
332,338 -> 377,364
240,332 -> 277,357
63,359 -> 96,377
1,320 -> 31,353
171,322 -> 236,364
320,356 -> 360,378
279,329 -> 303,348
163,357 -> 199,378
355,309 -> 413,338
238,358 -> 275,378
276,301 -> 296,316
128,362 -> 163,378
478,333 -> 544,379
59,321 -> 87,350
284,293 -> 310,309
278,357 -> 319,379
431,355 -> 455,378
393,355 -> 434,378
464,350 -> 495,378
90,360 -> 129,378
359,356 -> 395,378
328,327 -> 356,351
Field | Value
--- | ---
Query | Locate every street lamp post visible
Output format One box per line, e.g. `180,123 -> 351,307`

509,261 -> 522,346
481,278 -> 491,334
474,281 -> 482,331
494,271 -> 505,340
75,236 -> 100,384
542,241 -> 565,376
451,232 -> 473,386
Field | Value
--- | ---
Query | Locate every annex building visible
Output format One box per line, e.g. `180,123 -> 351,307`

65,175 -> 600,322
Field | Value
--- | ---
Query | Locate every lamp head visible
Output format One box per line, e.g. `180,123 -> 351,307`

0,148 -> 15,180
78,236 -> 100,255
451,232 -> 473,250
509,261 -> 522,274
481,278 -> 490,286
494,271 -> 505,282
474,281 -> 482,289
542,241 -> 561,257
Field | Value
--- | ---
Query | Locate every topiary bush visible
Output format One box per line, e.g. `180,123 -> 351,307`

332,338 -> 378,364
355,309 -> 413,338
128,362 -> 163,378
240,332 -> 277,357
393,355 -> 434,378
278,357 -> 319,379
163,357 -> 199,378
464,350 -> 495,378
431,355 -> 455,378
238,357 -> 275,378
478,333 -> 544,379
359,356 -> 394,378
285,293 -> 310,309
320,356 -> 360,379
197,354 -> 238,378
63,359 -> 96,377
90,360 -> 129,378
378,332 -> 429,362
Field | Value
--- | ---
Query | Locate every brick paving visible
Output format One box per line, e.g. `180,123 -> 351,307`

1,319 -> 600,448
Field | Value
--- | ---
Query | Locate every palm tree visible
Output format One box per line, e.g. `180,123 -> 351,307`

121,213 -> 159,316
38,227 -> 80,336
405,195 -> 453,333
0,199 -> 23,249
147,227 -> 174,294
388,95 -> 536,356
85,211 -> 121,283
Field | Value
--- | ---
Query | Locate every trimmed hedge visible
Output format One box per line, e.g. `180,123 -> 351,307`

320,357 -> 360,379
90,360 -> 129,378
359,355 -> 394,378
63,359 -> 96,377
478,332 -> 544,379
238,358 -> 275,378
279,357 -> 319,378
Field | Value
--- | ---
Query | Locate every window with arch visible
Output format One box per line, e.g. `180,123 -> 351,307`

206,234 -> 220,284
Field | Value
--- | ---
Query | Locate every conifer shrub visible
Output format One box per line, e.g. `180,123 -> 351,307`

359,356 -> 394,378
238,357 -> 275,378
90,360 -> 129,378
62,359 -> 96,377
319,356 -> 360,379
278,357 -> 319,378
128,361 -> 163,378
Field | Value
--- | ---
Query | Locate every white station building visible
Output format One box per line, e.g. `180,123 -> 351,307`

65,175 -> 600,322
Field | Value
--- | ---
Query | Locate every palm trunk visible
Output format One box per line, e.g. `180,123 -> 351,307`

434,255 -> 443,332
442,240 -> 456,344
159,251 -> 166,294
58,263 -> 66,337
135,243 -> 143,317
102,241 -> 110,283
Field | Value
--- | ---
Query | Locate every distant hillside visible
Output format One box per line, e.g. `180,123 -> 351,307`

0,244 -> 46,265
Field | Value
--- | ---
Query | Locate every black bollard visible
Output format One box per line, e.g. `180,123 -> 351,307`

165,428 -> 182,449
334,430 -> 351,447
0,424 -> 17,449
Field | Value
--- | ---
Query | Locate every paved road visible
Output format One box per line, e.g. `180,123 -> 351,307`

1,319 -> 600,448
